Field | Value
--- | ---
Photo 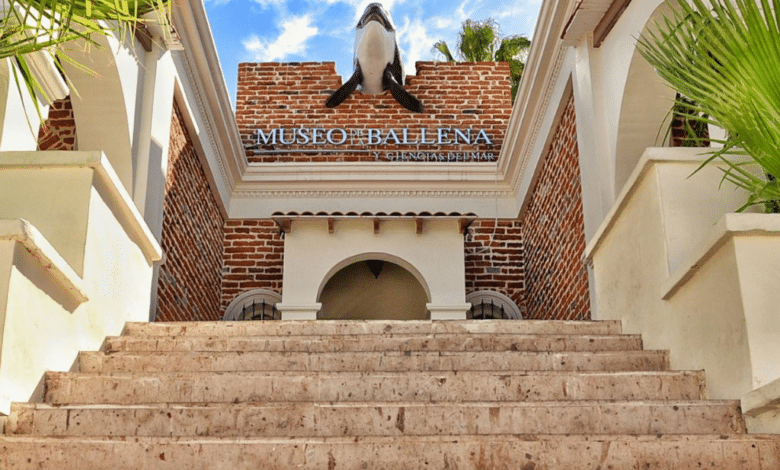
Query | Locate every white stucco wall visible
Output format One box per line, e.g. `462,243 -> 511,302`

586,148 -> 779,400
0,152 -> 161,415
278,218 -> 470,320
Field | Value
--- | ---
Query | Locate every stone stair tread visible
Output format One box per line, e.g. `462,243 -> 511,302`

2,434 -> 778,470
79,349 -> 670,373
7,319 -> 778,468
47,369 -> 701,380
11,398 -> 746,409
43,370 -> 706,405
102,333 -> 644,353
9,400 -> 745,437
121,319 -> 624,337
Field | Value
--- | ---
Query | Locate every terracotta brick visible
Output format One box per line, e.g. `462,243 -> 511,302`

520,93 -> 590,321
220,220 -> 284,315
155,101 -> 225,322
38,96 -> 76,150
465,219 -> 525,312
236,62 -> 512,164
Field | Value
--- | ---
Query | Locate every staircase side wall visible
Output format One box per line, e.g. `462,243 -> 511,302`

154,100 -> 225,321
520,92 -> 591,320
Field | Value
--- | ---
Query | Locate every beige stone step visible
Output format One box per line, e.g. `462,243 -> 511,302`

79,349 -> 669,374
43,370 -> 705,405
7,401 -> 745,437
2,434 -> 778,469
102,333 -> 643,354
121,319 -> 624,337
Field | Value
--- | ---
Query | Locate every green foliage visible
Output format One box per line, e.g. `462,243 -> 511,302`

638,0 -> 780,212
0,0 -> 170,122
433,19 -> 530,103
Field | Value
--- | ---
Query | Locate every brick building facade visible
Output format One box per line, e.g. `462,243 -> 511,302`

221,220 -> 284,315
464,219 -> 525,309
155,62 -> 589,322
236,62 -> 511,163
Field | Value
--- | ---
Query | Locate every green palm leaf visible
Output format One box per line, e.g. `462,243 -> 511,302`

639,0 -> 780,211
1,0 -> 170,124
433,19 -> 530,103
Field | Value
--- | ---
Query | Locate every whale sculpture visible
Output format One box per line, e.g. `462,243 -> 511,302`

325,3 -> 423,113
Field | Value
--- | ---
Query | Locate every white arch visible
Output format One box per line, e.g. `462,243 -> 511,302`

60,32 -> 142,193
316,251 -> 432,302
613,1 -> 676,193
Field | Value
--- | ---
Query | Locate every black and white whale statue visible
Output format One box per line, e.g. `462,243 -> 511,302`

325,3 -> 423,113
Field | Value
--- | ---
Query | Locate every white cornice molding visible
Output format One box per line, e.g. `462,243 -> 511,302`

24,50 -> 68,104
497,0 -> 579,216
241,161 -> 504,181
172,0 -> 247,209
561,0 -> 614,46
232,189 -> 515,199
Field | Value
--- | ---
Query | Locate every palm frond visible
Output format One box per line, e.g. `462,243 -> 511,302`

432,40 -> 454,62
1,0 -> 170,129
638,0 -> 780,212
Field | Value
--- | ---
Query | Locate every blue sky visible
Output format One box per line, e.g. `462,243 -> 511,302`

203,0 -> 543,107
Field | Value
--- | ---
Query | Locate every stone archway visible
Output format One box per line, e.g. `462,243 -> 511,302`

317,259 -> 429,320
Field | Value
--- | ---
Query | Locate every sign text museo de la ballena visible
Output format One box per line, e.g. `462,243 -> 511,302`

251,127 -> 497,162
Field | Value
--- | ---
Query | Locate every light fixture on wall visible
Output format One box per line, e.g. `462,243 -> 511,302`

365,260 -> 385,279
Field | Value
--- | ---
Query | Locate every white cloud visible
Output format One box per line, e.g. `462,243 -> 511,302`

243,15 -> 319,61
432,0 -> 478,30
396,15 -> 438,75
250,0 -> 288,9
321,0 -> 406,25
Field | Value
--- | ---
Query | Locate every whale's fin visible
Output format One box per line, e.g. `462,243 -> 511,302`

325,63 -> 363,108
383,64 -> 423,113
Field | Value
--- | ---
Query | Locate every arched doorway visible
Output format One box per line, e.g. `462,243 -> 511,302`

317,259 -> 428,320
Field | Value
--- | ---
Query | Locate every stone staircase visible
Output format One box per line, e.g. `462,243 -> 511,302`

2,320 -> 779,469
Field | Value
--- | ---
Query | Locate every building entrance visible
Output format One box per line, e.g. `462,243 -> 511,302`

317,260 -> 428,320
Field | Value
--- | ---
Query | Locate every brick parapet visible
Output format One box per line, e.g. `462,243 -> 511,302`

221,219 -> 284,315
520,93 -> 591,321
236,61 -> 511,163
155,101 -> 225,322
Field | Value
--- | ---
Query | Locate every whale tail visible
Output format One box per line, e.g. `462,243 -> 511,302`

383,65 -> 423,113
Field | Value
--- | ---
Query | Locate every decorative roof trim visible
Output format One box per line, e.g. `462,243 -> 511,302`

233,189 -> 514,199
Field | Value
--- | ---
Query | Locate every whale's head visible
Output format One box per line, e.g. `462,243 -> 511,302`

357,3 -> 395,32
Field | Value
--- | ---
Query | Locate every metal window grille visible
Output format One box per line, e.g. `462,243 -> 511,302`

469,299 -> 509,320
237,299 -> 280,321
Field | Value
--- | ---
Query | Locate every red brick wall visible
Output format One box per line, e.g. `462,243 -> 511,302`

38,96 -> 76,150
155,101 -> 225,321
221,220 -> 284,314
465,219 -> 524,310
520,93 -> 591,321
236,62 -> 511,163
